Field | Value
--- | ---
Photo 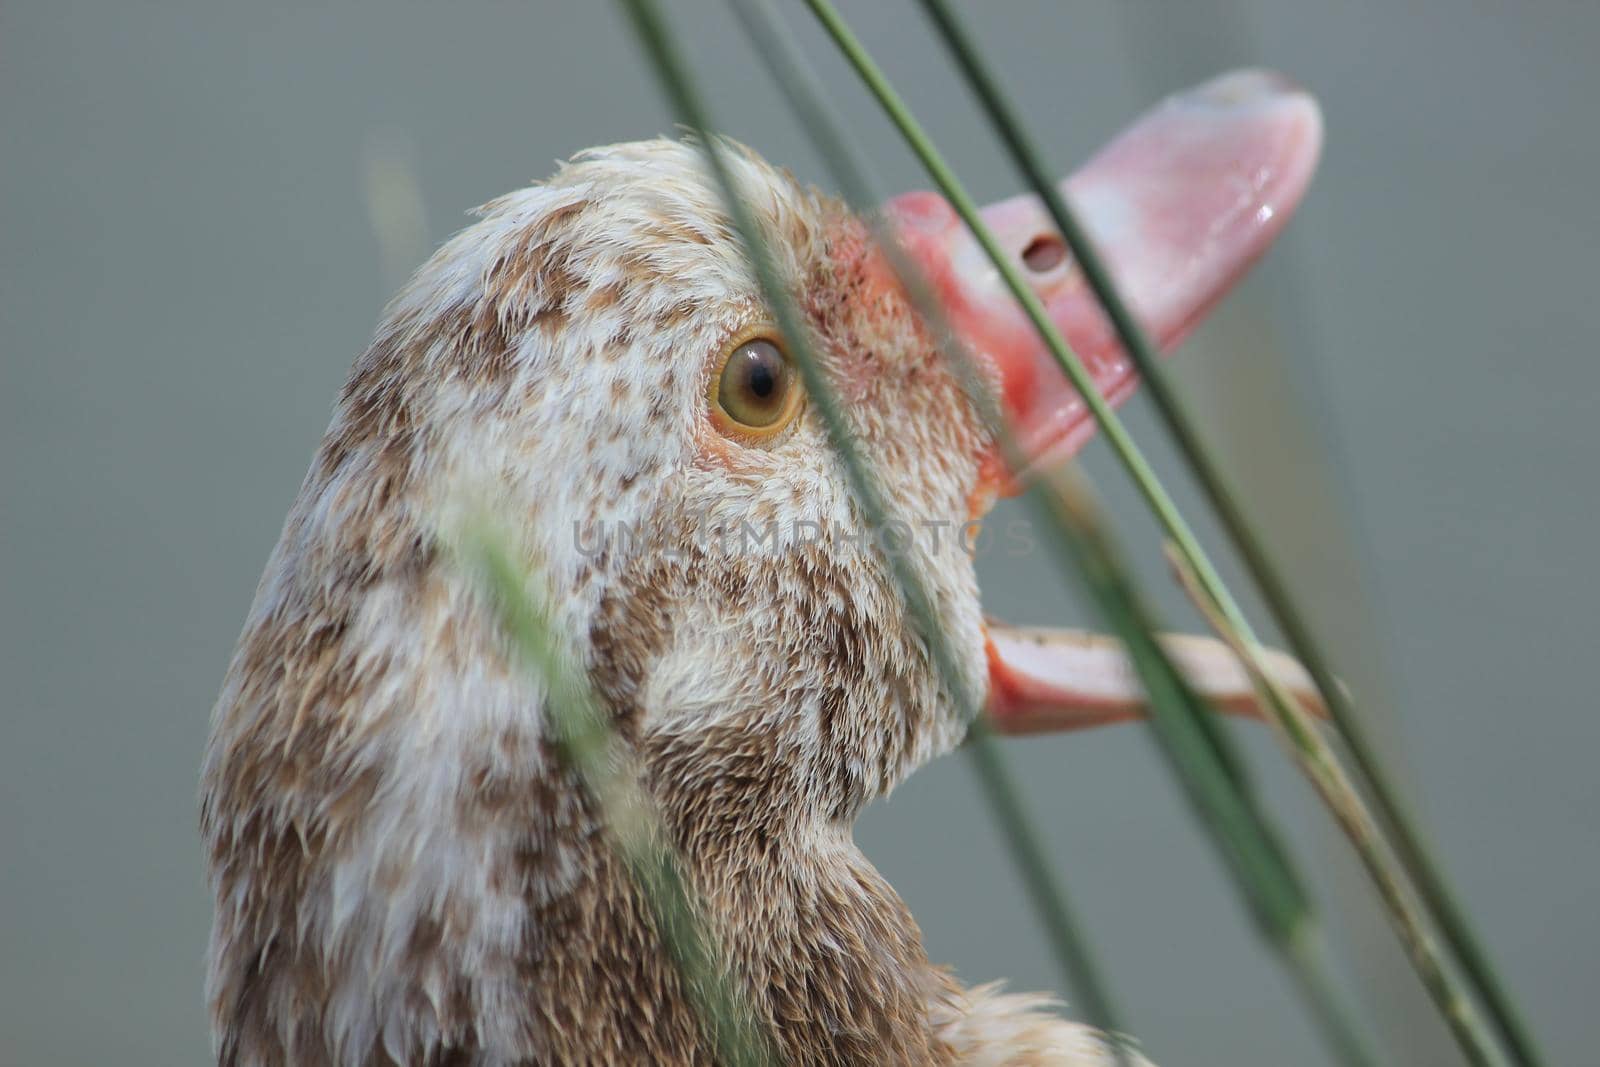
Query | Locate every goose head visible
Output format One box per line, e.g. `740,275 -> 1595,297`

202,70 -> 1321,1065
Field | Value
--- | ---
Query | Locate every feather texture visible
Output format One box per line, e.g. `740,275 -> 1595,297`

202,139 -> 1134,1066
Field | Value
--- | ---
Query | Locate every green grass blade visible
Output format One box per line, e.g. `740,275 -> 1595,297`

803,2 -> 1509,1063
695,0 -> 1373,1060
1165,542 -> 1494,1067
615,0 -> 1139,1058
459,521 -> 776,1067
1035,470 -> 1376,1067
722,0 -> 1277,926
913,4 -> 1546,1064
719,0 -> 1251,808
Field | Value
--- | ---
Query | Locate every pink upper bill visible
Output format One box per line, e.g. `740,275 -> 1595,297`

888,68 -> 1323,494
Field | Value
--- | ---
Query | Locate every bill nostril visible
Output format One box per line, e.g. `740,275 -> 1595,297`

1021,234 -> 1066,274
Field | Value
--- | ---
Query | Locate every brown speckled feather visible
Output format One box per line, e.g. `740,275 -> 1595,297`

201,139 -> 1143,1066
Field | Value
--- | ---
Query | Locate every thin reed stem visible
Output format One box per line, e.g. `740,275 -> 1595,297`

615,0 -> 1138,1059
1035,469 -> 1377,1067
1168,544 -> 1494,1067
803,1 -> 1509,1063
913,4 -> 1545,1063
716,0 -> 1373,1060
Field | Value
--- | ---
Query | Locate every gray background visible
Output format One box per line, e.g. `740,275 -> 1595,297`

3,1 -> 1596,1064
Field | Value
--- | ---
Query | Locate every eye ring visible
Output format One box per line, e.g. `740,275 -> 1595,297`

708,327 -> 806,441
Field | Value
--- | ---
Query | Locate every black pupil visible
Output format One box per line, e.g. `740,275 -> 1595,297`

736,342 -> 784,411
748,360 -> 777,399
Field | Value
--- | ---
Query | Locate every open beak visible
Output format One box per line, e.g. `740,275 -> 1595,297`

888,69 -> 1326,733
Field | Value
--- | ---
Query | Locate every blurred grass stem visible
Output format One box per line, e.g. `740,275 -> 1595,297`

461,524 -> 775,1067
616,0 -> 1138,1059
804,0 -> 1510,1062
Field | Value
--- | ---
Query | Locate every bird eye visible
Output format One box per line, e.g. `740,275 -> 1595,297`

710,334 -> 804,438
